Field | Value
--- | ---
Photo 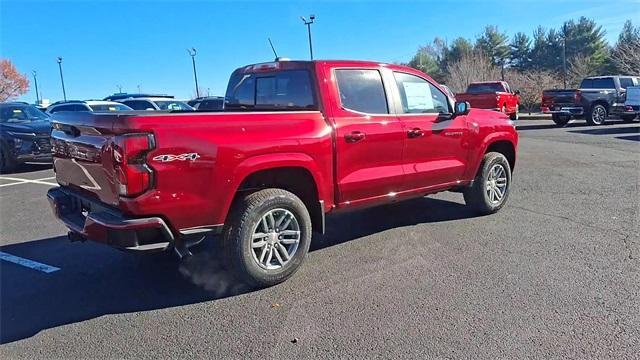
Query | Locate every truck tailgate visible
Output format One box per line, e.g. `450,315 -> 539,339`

51,112 -> 129,206
542,89 -> 578,105
457,93 -> 499,109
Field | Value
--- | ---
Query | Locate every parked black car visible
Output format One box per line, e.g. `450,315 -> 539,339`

188,96 -> 225,111
0,102 -> 52,173
542,75 -> 640,126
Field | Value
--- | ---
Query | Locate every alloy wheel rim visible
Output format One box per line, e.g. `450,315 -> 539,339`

486,164 -> 508,205
593,107 -> 605,123
250,208 -> 300,270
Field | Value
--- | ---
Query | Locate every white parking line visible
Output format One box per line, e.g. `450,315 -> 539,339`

0,251 -> 60,273
0,176 -> 57,187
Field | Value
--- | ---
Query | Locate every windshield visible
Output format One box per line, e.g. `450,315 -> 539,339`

153,101 -> 193,111
88,104 -> 133,112
0,104 -> 50,123
466,83 -> 505,94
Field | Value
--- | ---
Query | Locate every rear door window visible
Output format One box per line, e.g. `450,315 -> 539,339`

335,69 -> 388,114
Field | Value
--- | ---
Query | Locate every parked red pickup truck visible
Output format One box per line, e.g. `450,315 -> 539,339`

456,81 -> 520,120
48,60 -> 518,287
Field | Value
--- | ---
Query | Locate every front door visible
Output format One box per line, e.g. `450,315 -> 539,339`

391,72 -> 469,191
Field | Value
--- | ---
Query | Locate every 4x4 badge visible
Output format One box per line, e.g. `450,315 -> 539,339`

152,153 -> 200,162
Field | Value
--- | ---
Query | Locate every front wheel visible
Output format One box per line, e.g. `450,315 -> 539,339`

552,113 -> 571,127
0,147 -> 17,174
464,152 -> 512,215
586,104 -> 607,125
509,104 -> 519,120
222,188 -> 312,288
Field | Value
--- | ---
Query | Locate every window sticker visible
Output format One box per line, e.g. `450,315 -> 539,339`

403,81 -> 433,110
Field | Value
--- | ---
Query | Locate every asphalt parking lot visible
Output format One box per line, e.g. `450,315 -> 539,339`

1,119 -> 638,358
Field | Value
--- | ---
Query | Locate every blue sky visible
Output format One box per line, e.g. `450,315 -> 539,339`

2,0 -> 639,103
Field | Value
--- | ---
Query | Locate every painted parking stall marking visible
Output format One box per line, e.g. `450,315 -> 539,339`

0,251 -> 60,273
0,176 -> 57,188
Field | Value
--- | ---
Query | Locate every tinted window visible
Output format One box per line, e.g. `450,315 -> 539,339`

225,70 -> 315,110
581,78 -> 615,89
0,104 -> 49,123
123,100 -> 154,110
394,72 -> 449,114
49,104 -> 87,113
335,69 -> 388,114
619,78 -> 634,89
466,83 -> 505,94
88,104 -> 132,111
198,99 -> 224,110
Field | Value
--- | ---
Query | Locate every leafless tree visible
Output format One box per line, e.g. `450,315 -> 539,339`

444,51 -> 501,93
611,39 -> 640,75
568,54 -> 598,87
505,70 -> 563,113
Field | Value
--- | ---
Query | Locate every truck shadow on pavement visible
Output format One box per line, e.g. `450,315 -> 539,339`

0,197 -> 476,344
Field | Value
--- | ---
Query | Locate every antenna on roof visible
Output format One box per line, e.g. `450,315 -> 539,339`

268,38 -> 279,60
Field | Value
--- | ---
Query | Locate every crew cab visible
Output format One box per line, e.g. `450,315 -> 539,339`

47,60 -> 518,287
456,81 -> 520,120
541,76 -> 640,126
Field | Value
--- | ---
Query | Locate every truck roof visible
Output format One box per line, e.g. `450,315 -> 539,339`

235,59 -> 426,75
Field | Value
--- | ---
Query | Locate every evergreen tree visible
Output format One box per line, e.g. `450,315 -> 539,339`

476,25 -> 510,68
510,32 -> 531,70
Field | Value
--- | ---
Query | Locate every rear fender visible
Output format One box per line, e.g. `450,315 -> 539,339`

220,152 -> 330,222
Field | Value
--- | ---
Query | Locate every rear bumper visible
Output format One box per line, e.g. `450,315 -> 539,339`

541,106 -> 584,115
47,187 -> 174,252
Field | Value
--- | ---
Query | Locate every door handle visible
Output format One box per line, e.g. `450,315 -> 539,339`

345,131 -> 366,143
407,128 -> 424,138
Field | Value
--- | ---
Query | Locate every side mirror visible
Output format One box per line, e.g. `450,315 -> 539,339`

514,89 -> 521,95
454,101 -> 471,116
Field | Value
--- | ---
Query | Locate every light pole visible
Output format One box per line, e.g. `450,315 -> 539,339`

32,70 -> 40,104
187,48 -> 200,98
116,85 -> 123,93
137,85 -> 141,93
562,23 -> 567,89
57,57 -> 67,101
300,14 -> 315,60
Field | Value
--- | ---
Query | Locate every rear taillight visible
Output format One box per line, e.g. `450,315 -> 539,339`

574,91 -> 581,104
113,133 -> 155,197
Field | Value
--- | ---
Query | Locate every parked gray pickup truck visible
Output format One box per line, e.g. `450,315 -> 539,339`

541,76 -> 640,126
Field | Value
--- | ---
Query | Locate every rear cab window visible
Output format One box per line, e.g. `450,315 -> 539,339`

581,78 -> 615,89
466,83 -> 504,94
225,67 -> 317,111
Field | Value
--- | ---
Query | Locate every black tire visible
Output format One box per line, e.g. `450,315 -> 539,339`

586,104 -> 607,125
463,152 -> 512,215
222,188 -> 312,287
509,104 -> 519,120
0,146 -> 17,174
552,113 -> 571,127
621,114 -> 637,123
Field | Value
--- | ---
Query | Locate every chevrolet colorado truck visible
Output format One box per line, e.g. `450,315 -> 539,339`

456,81 -> 520,120
47,60 -> 518,287
541,75 -> 640,126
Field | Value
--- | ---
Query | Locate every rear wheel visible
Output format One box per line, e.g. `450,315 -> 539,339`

552,113 -> 571,127
222,188 -> 312,287
586,104 -> 607,125
621,114 -> 637,123
464,152 -> 512,215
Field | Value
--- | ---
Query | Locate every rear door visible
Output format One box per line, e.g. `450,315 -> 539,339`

327,67 -> 405,207
391,71 -> 469,190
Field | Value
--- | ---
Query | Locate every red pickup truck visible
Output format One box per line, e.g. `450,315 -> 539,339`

47,60 -> 518,287
456,81 -> 520,120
